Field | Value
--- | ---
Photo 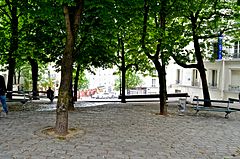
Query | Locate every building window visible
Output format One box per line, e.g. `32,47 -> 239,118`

152,70 -> 157,76
233,41 -> 240,58
152,79 -> 156,87
192,69 -> 199,86
210,70 -> 217,87
176,69 -> 180,84
229,69 -> 240,91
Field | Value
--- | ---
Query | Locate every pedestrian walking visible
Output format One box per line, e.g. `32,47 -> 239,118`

47,87 -> 54,103
0,75 -> 8,116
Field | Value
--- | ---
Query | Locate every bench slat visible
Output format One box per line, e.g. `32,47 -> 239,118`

192,97 -> 237,118
193,98 -> 232,103
118,93 -> 189,99
193,107 -> 236,112
229,98 -> 239,102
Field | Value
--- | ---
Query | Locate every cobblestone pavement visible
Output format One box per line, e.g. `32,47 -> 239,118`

1,101 -> 240,159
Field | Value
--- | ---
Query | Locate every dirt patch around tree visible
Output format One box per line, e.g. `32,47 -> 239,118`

35,126 -> 85,140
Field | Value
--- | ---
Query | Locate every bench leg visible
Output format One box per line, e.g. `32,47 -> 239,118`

225,112 -> 231,119
195,110 -> 199,115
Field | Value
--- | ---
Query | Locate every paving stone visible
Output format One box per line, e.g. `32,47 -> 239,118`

1,101 -> 240,158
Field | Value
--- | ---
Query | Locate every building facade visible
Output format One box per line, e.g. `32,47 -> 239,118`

168,41 -> 240,100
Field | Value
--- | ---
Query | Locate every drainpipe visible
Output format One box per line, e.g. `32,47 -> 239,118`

221,59 -> 225,100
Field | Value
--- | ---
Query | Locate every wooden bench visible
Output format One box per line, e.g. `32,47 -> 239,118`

5,90 -> 56,104
229,98 -> 240,103
192,96 -> 236,118
6,99 -> 28,104
6,91 -> 31,104
118,93 -> 189,99
118,93 -> 189,110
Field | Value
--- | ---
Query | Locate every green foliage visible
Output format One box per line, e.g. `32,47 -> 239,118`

139,0 -> 190,67
72,66 -> 89,90
20,65 -> 32,91
119,1 -> 155,78
173,0 -> 240,61
20,0 -> 65,65
74,0 -> 117,71
0,0 -> 65,87
126,71 -> 143,89
0,0 -> 238,98
14,63 -> 50,91
114,71 -> 143,91
78,72 -> 89,90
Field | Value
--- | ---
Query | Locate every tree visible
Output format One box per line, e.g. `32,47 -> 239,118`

171,0 -> 239,106
140,0 -> 182,115
72,0 -> 119,103
20,1 -> 65,99
55,0 -> 84,135
0,0 -> 26,99
108,0 -> 152,103
0,0 -> 64,99
77,70 -> 89,90
114,70 -> 143,92
71,0 -> 154,105
73,64 -> 89,101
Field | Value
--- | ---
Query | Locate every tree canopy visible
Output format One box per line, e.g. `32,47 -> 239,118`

0,0 -> 239,135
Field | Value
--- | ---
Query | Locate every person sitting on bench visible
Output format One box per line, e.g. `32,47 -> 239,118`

47,87 -> 54,103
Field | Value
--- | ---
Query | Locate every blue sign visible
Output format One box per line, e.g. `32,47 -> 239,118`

218,34 -> 223,60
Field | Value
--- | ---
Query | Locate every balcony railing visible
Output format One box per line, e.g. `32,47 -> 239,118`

192,81 -> 200,86
208,83 -> 217,89
228,85 -> 240,92
176,80 -> 180,84
233,53 -> 240,58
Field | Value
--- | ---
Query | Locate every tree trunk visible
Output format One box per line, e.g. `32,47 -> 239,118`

120,38 -> 126,103
6,58 -> 16,99
73,64 -> 80,102
141,0 -> 168,115
198,65 -> 211,106
28,57 -> 39,100
155,60 -> 167,115
159,65 -> 167,115
56,37 -> 73,135
159,0 -> 167,115
193,38 -> 211,106
55,1 -> 83,136
7,3 -> 18,99
191,14 -> 211,107
17,69 -> 21,91
68,79 -> 74,111
14,73 -> 16,85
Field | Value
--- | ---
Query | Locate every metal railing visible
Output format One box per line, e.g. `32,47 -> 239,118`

208,83 -> 217,89
228,85 -> 240,92
192,81 -> 200,87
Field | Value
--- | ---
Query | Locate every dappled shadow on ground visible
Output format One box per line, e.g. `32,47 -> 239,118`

7,100 -> 116,112
6,100 -> 237,120
2,101 -> 240,158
